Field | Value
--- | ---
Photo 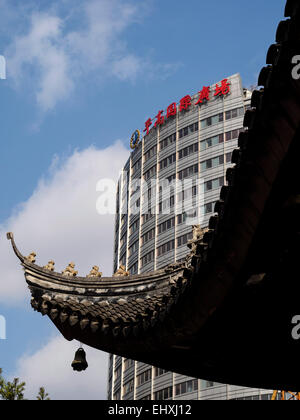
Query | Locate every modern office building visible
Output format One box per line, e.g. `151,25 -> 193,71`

108,73 -> 272,400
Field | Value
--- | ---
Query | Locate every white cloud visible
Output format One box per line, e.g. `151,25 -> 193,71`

111,55 -> 142,82
5,0 -> 178,110
12,335 -> 108,400
0,141 -> 129,304
8,12 -> 73,111
0,140 -> 129,400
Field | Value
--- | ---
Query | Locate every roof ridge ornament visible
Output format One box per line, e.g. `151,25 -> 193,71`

113,265 -> 130,277
87,265 -> 102,278
25,252 -> 37,264
62,262 -> 78,277
44,260 -> 55,272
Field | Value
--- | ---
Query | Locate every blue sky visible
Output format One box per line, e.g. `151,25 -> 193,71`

0,0 -> 285,400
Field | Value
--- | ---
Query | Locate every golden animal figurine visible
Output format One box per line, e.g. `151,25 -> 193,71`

192,225 -> 204,241
44,260 -> 55,271
113,265 -> 130,277
26,252 -> 36,264
187,225 -> 207,253
62,262 -> 78,277
87,266 -> 102,278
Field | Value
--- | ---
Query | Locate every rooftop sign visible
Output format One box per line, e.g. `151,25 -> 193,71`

143,78 -> 231,136
129,77 -> 231,150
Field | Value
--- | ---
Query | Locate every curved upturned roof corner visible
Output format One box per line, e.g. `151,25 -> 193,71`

7,0 -> 300,390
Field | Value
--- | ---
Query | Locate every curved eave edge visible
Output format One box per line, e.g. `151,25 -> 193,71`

7,231 -> 195,299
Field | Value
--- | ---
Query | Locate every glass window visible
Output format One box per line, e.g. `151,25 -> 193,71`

205,180 -> 212,191
211,115 -> 219,125
238,107 -> 244,117
232,108 -> 238,118
226,131 -> 232,141
181,382 -> 187,394
232,129 -> 238,139
225,110 -> 231,120
187,381 -> 193,393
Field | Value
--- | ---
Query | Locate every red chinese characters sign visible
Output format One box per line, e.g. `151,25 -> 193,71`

143,78 -> 231,136
214,79 -> 231,97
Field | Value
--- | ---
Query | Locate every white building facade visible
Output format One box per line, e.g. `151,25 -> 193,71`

108,74 -> 274,400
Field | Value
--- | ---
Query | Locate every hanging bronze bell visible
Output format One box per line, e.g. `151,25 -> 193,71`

71,347 -> 88,372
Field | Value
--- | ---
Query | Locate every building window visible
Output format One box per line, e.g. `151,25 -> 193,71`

178,122 -> 198,139
167,174 -> 176,183
201,112 -> 223,129
204,203 -> 212,214
130,184 -> 140,198
177,232 -> 193,247
226,152 -> 232,163
142,213 -> 154,224
158,195 -> 175,213
137,369 -> 152,386
129,220 -> 139,235
158,217 -> 175,234
113,390 -> 121,400
141,250 -> 154,267
177,210 -> 198,225
154,367 -> 168,377
120,233 -> 127,248
123,379 -> 134,396
154,386 -> 173,400
225,127 -> 244,142
200,154 -> 224,171
178,164 -> 199,180
157,239 -> 175,257
175,380 -> 198,396
144,145 -> 157,162
177,186 -> 197,203
129,262 -> 138,275
114,366 -> 121,380
124,359 -> 134,370
128,240 -> 139,257
225,107 -> 244,120
119,253 -> 126,266
178,142 -> 198,160
159,153 -> 176,170
132,159 -> 141,175
144,165 -> 157,181
141,228 -> 155,245
204,176 -> 224,192
160,133 -> 176,150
